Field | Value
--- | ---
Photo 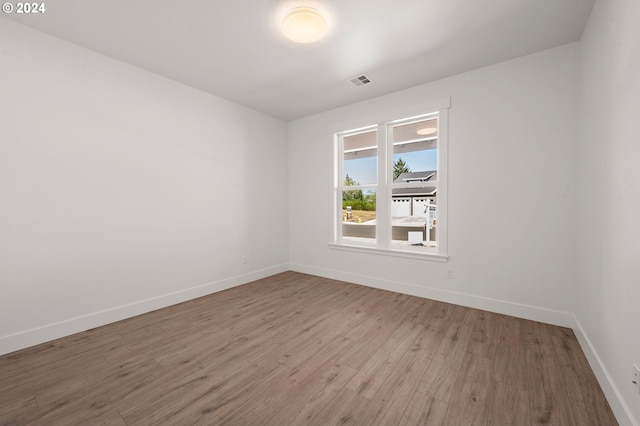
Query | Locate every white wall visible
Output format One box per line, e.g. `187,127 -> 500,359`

289,44 -> 579,325
577,0 -> 640,424
0,19 -> 288,354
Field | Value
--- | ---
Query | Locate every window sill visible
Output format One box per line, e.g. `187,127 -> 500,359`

328,243 -> 449,262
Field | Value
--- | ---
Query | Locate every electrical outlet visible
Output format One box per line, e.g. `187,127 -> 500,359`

242,256 -> 247,264
446,270 -> 454,279
633,364 -> 640,395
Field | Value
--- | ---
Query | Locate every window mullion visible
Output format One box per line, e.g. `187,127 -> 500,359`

375,123 -> 390,249
342,184 -> 376,191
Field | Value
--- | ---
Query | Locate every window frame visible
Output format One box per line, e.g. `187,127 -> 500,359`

330,100 -> 450,262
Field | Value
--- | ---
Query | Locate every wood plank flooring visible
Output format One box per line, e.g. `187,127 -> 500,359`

0,271 -> 617,425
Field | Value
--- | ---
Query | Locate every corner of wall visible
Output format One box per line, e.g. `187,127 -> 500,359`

572,315 -> 639,426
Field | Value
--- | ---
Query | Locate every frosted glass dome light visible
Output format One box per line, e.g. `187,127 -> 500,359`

282,7 -> 328,43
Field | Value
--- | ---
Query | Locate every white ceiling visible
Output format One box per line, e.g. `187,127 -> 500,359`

3,0 -> 595,120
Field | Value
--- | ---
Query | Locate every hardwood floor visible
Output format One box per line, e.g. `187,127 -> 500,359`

0,272 -> 617,425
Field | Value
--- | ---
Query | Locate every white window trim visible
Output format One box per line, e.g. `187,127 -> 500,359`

328,242 -> 449,262
330,98 -> 450,262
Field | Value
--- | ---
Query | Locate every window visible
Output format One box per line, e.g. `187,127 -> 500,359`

340,129 -> 377,241
333,105 -> 448,260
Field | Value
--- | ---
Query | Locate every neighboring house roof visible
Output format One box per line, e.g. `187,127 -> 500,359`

392,171 -> 437,197
395,171 -> 437,183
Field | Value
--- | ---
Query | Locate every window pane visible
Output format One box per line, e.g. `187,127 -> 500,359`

342,189 -> 376,240
392,118 -> 437,182
391,194 -> 436,247
391,117 -> 438,248
344,130 -> 377,186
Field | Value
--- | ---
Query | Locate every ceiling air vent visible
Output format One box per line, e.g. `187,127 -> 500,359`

350,74 -> 372,86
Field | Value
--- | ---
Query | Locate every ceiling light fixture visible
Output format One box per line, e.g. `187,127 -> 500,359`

416,127 -> 437,136
282,6 -> 328,43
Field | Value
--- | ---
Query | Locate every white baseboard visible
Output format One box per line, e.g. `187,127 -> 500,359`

0,264 -> 288,356
290,263 -> 575,327
572,316 -> 638,426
